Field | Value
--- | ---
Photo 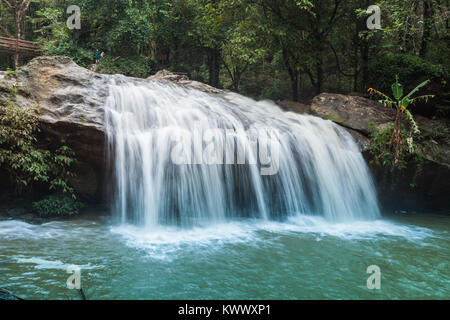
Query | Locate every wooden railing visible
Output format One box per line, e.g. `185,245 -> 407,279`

0,37 -> 41,57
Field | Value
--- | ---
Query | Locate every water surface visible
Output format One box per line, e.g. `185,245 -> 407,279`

1,213 -> 448,299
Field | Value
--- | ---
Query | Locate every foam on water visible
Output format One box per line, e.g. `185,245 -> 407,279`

0,215 -> 435,250
0,214 -> 438,264
109,214 -> 439,259
11,256 -> 99,271
0,220 -> 99,240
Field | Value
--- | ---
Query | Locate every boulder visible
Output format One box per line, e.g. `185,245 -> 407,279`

0,59 -> 228,201
2,56 -> 108,165
414,115 -> 450,166
368,155 -> 450,213
390,115 -> 450,212
309,93 -> 450,212
147,69 -> 225,94
277,100 -> 311,114
278,98 -> 370,151
310,93 -> 396,135
0,56 -> 108,201
287,93 -> 450,212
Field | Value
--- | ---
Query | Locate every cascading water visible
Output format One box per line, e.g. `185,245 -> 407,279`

104,75 -> 380,229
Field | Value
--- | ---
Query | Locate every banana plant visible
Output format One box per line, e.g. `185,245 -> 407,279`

368,76 -> 434,165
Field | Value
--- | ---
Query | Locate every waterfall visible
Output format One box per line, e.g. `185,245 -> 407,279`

104,76 -> 380,229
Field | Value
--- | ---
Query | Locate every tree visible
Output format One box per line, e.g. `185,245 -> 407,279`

200,0 -> 266,92
253,0 -> 314,100
0,0 -> 31,68
255,0 -> 346,98
369,76 -> 434,166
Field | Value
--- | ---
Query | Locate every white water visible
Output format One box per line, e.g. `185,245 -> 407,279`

104,76 -> 380,229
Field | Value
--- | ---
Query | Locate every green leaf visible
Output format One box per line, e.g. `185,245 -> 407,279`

391,75 -> 403,101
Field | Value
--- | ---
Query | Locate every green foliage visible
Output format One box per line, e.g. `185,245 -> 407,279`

368,123 -> 422,170
0,0 -> 448,108
368,54 -> 448,94
198,0 -> 267,91
0,103 -> 77,196
96,55 -> 155,78
372,0 -> 449,56
102,6 -> 153,56
369,75 -> 434,124
4,68 -> 17,80
0,83 -> 18,97
368,76 -> 433,167
32,194 -> 85,217
33,6 -> 93,67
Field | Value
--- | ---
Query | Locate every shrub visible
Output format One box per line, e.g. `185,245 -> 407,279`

32,194 -> 85,217
368,123 -> 422,170
96,55 -> 156,78
43,38 -> 93,67
368,76 -> 433,167
368,54 -> 448,94
0,103 -> 76,196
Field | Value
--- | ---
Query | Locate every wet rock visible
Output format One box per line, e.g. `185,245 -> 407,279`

6,207 -> 26,217
277,100 -> 311,114
147,69 -> 226,94
367,154 -> 450,213
415,115 -> 450,166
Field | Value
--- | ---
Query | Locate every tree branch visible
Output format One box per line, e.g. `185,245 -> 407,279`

1,0 -> 14,9
329,42 -> 356,78
0,24 -> 12,37
20,0 -> 30,12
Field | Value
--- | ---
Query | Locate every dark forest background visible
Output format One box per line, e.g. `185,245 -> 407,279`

1,0 -> 448,113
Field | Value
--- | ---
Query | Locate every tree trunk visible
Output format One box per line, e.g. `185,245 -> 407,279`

361,42 -> 369,92
316,59 -> 323,94
13,1 -> 31,69
291,73 -> 300,102
208,47 -> 220,88
391,109 -> 403,166
419,0 -> 432,58
231,71 -> 241,93
353,43 -> 358,92
281,46 -> 300,101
